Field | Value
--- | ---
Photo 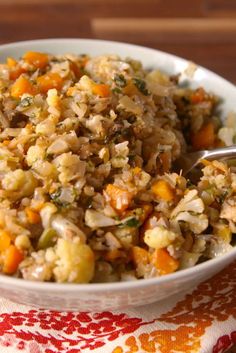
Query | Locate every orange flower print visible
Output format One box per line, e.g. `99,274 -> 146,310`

112,261 -> 236,353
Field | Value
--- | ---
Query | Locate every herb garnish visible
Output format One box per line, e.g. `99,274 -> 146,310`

114,74 -> 127,88
119,217 -> 140,228
112,87 -> 122,94
133,78 -> 150,96
20,97 -> 33,107
50,188 -> 74,208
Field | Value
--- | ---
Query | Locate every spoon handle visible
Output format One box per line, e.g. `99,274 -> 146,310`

202,145 -> 236,160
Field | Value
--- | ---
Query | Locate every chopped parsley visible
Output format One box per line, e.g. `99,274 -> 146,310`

50,188 -> 63,205
50,187 -> 76,208
114,74 -> 127,88
133,78 -> 150,96
217,189 -> 231,204
112,87 -> 122,94
119,217 -> 140,228
20,97 -> 33,107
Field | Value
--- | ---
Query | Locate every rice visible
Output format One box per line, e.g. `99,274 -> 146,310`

0,51 -> 234,283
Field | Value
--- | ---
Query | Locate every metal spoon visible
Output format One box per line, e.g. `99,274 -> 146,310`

173,145 -> 236,177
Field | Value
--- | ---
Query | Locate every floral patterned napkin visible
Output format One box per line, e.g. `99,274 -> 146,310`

0,260 -> 236,353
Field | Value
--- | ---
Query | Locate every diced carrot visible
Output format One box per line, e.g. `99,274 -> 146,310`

105,184 -> 133,213
37,72 -> 63,94
25,207 -> 41,224
3,245 -> 24,274
25,123 -> 33,130
0,230 -> 11,252
151,248 -> 179,275
191,122 -> 215,150
9,66 -> 27,81
11,75 -> 36,98
66,86 -> 77,96
191,87 -> 206,104
104,249 -> 123,261
123,81 -> 139,96
151,180 -> 175,202
131,246 -> 150,267
132,167 -> 142,175
122,204 -> 153,228
7,57 -> 27,80
2,140 -> 10,146
23,51 -> 49,69
6,57 -> 17,68
92,83 -> 111,98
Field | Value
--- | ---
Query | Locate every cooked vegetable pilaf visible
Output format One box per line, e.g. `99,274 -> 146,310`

0,51 -> 235,283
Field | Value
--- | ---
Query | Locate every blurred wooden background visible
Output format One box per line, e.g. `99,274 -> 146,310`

0,0 -> 236,352
0,0 -> 236,83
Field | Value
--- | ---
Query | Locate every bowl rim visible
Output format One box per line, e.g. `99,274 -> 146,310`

0,37 -> 235,292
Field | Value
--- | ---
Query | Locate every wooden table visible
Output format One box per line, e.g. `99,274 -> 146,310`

0,0 -> 235,351
0,0 -> 236,83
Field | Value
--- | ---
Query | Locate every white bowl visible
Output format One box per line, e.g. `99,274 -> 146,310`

0,39 -> 236,311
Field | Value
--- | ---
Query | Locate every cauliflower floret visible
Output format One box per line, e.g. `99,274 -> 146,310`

15,234 -> 31,250
53,152 -> 86,184
2,169 -> 26,191
2,170 -> 38,198
218,111 -> 236,146
47,89 -> 60,109
26,145 -> 45,166
33,160 -> 58,178
171,190 -> 204,218
144,225 -> 177,249
220,197 -> 236,222
78,75 -> 94,92
85,209 -> 117,229
208,239 -> 233,258
53,239 -> 95,283
175,212 -> 208,234
218,127 -> 234,146
170,190 -> 208,234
